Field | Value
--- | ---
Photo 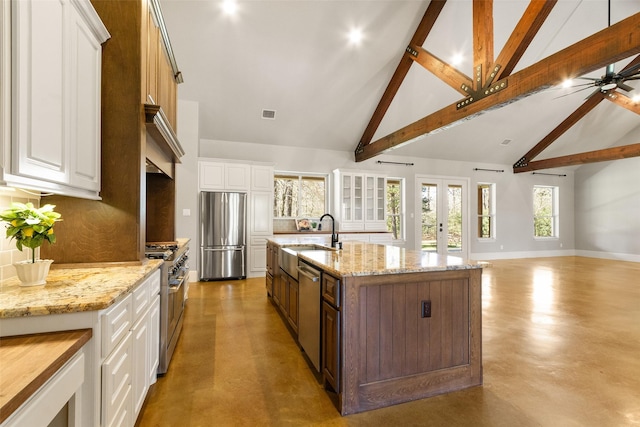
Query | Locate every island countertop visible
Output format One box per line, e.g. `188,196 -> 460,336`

0,260 -> 163,319
268,238 -> 486,278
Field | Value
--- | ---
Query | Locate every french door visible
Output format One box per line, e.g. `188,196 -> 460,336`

416,176 -> 469,259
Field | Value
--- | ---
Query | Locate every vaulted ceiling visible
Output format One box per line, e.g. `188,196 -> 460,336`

160,0 -> 640,169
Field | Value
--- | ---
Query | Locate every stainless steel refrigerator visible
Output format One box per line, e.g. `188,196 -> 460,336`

199,191 -> 247,280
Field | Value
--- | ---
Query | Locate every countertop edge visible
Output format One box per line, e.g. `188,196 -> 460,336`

0,328 -> 92,423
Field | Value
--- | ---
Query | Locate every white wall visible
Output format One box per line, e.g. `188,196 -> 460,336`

574,156 -> 640,262
198,138 -> 577,260
175,100 -> 200,281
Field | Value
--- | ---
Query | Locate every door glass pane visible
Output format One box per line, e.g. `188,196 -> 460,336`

366,176 -> 374,220
376,177 -> 385,220
447,185 -> 463,252
354,176 -> 363,221
342,175 -> 351,220
421,184 -> 438,252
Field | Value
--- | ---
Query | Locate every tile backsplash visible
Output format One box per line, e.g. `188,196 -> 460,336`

0,188 -> 42,282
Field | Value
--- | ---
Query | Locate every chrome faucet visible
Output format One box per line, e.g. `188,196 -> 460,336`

320,213 -> 338,248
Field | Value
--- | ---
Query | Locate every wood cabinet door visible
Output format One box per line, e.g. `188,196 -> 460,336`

322,301 -> 340,392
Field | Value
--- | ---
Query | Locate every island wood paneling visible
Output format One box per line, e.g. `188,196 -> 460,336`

341,268 -> 482,415
359,278 -> 469,384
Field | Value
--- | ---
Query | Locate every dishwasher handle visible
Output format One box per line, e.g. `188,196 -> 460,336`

297,265 -> 320,282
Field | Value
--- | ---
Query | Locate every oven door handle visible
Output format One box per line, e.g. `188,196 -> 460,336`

169,275 -> 186,294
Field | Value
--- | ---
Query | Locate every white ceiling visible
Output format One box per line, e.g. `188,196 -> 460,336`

160,0 -> 640,167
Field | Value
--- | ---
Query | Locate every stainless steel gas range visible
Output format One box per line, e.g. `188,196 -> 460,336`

145,241 -> 189,375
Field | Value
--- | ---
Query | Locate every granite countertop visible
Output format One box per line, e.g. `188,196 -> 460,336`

0,260 -> 163,319
269,238 -> 486,277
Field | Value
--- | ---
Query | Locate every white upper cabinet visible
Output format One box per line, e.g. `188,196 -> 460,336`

199,160 -> 251,191
334,169 -> 387,232
2,0 -> 109,199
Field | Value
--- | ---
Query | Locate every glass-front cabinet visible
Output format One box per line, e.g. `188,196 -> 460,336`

334,169 -> 386,231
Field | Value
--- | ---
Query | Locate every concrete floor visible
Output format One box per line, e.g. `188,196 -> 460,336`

137,257 -> 640,426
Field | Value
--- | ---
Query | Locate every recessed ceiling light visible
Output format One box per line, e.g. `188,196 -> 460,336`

632,94 -> 640,103
451,53 -> 464,67
561,79 -> 573,89
221,0 -> 238,16
348,28 -> 363,46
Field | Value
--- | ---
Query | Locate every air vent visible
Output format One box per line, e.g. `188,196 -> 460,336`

500,139 -> 512,146
262,109 -> 276,120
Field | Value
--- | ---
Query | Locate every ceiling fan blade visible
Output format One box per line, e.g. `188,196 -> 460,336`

552,86 -> 594,99
616,82 -> 634,92
576,77 -> 599,82
618,56 -> 640,77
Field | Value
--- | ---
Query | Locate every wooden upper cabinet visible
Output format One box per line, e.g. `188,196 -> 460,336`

146,1 -> 178,131
157,52 -> 177,129
146,6 -> 159,104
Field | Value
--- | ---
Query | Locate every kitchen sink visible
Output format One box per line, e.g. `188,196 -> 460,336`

282,244 -> 336,252
279,244 -> 336,280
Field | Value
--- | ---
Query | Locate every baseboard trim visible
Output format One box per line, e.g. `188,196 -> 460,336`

472,249 -> 639,263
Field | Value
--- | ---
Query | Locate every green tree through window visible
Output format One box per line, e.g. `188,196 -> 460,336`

273,174 -> 326,218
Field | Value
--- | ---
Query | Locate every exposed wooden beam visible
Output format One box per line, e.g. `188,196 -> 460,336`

355,12 -> 640,162
620,54 -> 640,73
514,143 -> 640,172
406,46 -> 472,96
604,91 -> 640,115
493,0 -> 557,81
356,0 -> 447,152
473,0 -> 493,90
513,92 -> 606,170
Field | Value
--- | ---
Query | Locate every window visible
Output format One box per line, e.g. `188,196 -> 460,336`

386,178 -> 403,240
533,185 -> 558,238
273,173 -> 327,218
477,183 -> 495,239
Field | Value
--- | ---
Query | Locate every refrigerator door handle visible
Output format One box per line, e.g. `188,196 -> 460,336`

202,247 -> 244,251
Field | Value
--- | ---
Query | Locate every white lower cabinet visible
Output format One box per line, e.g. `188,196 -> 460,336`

102,332 -> 134,427
101,269 -> 161,426
132,311 -> 150,417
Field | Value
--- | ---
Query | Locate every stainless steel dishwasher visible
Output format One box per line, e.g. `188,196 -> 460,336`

297,260 -> 322,372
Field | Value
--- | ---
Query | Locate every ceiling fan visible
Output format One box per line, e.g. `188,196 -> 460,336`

563,0 -> 640,98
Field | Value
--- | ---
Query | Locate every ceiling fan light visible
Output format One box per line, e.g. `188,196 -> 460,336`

601,82 -> 617,91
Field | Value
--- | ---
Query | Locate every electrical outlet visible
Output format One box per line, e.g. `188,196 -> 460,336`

421,300 -> 431,318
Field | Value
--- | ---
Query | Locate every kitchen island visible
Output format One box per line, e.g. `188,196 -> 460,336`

267,238 -> 484,415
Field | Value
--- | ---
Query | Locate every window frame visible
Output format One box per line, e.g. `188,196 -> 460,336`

532,185 -> 559,239
477,182 -> 496,240
273,172 -> 328,219
386,177 -> 404,242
